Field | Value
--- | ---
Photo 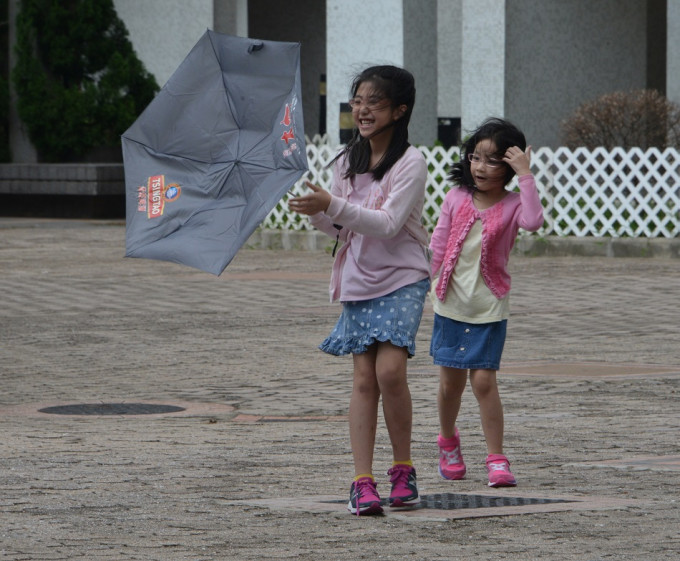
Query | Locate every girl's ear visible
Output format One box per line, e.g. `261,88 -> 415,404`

393,104 -> 407,121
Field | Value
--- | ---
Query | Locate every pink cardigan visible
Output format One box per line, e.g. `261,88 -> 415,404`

310,146 -> 430,302
430,175 -> 544,300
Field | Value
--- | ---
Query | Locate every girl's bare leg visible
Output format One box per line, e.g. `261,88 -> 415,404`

374,342 -> 411,463
469,369 -> 504,454
438,366 -> 468,438
350,346 -> 380,476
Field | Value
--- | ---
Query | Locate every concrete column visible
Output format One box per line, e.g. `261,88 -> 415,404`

668,0 -> 680,105
326,0 -> 404,145
460,0 -> 505,135
403,0 -> 437,146
112,0 -> 214,88
214,0 -> 248,36
437,0 -> 462,119
326,0 -> 437,146
8,0 -> 38,163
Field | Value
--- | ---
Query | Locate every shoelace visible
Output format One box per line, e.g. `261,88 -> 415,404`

353,479 -> 377,517
488,461 -> 510,472
388,465 -> 410,487
441,447 -> 462,465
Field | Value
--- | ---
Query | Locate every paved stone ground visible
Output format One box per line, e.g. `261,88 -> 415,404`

1,219 -> 679,560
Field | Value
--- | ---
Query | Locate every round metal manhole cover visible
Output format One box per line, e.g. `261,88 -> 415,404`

38,403 -> 186,416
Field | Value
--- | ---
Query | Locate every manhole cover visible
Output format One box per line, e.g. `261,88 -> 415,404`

417,493 -> 573,509
38,403 -> 186,416
325,492 -> 573,510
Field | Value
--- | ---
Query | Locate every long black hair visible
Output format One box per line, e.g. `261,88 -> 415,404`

332,65 -> 416,181
449,117 -> 527,189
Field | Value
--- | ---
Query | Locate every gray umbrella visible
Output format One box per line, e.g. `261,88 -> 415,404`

122,30 -> 307,275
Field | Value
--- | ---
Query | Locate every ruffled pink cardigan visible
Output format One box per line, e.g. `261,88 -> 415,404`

430,175 -> 544,301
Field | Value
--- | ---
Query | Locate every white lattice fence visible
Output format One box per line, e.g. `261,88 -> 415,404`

264,143 -> 680,238
532,147 -> 680,237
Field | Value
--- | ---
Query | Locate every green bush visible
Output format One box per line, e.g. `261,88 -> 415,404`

1,0 -> 9,161
0,73 -> 9,162
13,0 -> 158,162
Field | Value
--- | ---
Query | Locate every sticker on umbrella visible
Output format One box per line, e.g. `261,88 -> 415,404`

122,30 -> 308,275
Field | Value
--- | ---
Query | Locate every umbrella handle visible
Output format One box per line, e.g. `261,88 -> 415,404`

248,42 -> 264,53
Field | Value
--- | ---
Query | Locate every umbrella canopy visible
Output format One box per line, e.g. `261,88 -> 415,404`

122,30 -> 307,275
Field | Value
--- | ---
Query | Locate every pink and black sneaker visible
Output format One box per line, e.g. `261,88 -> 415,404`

347,477 -> 383,516
438,429 -> 467,480
486,454 -> 517,487
387,464 -> 420,507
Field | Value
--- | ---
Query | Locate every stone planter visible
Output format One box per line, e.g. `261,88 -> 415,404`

0,163 -> 125,218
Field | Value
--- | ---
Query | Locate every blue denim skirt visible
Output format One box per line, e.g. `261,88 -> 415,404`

430,313 -> 507,370
320,278 -> 430,358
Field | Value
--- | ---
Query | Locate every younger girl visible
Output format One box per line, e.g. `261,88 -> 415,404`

429,117 -> 544,487
289,66 -> 430,515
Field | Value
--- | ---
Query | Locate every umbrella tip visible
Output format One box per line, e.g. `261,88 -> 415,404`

247,41 -> 264,53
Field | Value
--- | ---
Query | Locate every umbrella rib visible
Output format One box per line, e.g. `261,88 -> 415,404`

122,136 -> 224,166
125,135 -> 284,170
208,31 -> 242,132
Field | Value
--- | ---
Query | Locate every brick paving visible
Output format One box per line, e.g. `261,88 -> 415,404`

1,219 -> 679,560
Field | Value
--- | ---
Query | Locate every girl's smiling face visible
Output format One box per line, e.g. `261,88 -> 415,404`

350,81 -> 402,139
470,139 -> 507,195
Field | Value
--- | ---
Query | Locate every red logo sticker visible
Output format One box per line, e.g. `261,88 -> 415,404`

136,176 -> 181,218
147,175 -> 165,218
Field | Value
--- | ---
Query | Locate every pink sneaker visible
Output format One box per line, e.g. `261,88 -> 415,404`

387,464 -> 420,507
347,477 -> 383,516
438,429 -> 466,480
486,454 -> 517,487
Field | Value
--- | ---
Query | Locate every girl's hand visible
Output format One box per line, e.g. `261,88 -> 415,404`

504,145 -> 532,176
288,181 -> 332,215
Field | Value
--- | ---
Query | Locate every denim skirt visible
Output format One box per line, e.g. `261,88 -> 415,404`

430,313 -> 507,370
320,278 -> 430,358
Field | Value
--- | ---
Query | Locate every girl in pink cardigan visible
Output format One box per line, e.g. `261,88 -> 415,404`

290,66 -> 430,515
429,118 -> 544,488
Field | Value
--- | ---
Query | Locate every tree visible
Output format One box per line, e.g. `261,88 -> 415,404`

560,89 -> 680,150
1,0 -> 10,162
13,0 -> 158,162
